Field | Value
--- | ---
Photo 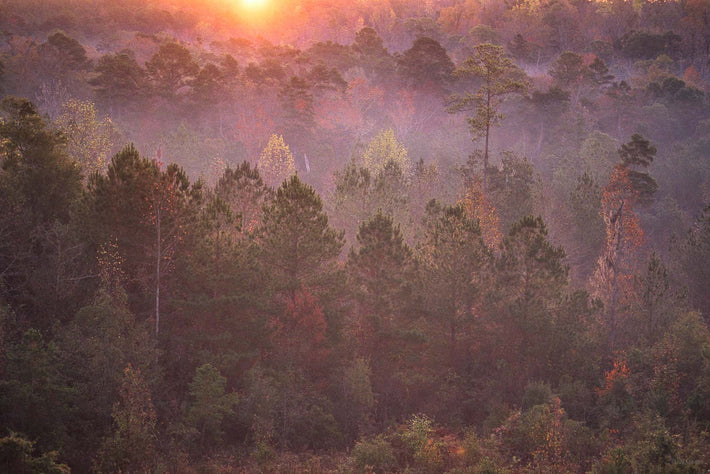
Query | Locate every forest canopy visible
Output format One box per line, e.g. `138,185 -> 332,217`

1,0 -> 710,471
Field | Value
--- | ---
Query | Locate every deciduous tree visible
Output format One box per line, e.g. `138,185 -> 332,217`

95,364 -> 157,473
593,166 -> 645,350
257,134 -> 296,188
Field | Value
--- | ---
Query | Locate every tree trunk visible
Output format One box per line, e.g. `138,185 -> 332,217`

155,209 -> 161,336
483,89 -> 491,195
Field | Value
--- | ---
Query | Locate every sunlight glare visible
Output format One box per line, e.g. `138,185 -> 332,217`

242,0 -> 268,9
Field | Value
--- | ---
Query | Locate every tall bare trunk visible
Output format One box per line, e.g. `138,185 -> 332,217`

155,209 -> 161,336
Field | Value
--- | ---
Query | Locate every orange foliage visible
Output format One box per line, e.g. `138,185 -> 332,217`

459,178 -> 502,248
593,165 -> 646,329
597,355 -> 630,396
683,65 -> 703,89
601,166 -> 644,251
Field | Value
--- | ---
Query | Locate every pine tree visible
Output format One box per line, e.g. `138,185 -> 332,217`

258,175 -> 344,302
448,44 -> 528,192
347,211 -> 416,364
618,133 -> 658,205
419,204 -> 490,367
185,364 -> 238,451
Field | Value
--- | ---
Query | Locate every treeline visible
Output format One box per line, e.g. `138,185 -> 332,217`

0,95 -> 709,472
2,0 -> 710,269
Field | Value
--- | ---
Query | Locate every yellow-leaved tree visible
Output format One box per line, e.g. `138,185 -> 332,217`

54,98 -> 115,177
257,134 -> 296,188
362,128 -> 409,176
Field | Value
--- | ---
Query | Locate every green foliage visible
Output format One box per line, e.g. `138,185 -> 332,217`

580,131 -> 619,185
0,329 -> 74,454
89,51 -> 147,116
95,364 -> 157,473
671,204 -> 710,318
2,1 -> 710,470
549,51 -> 587,90
487,152 -> 538,232
522,382 -> 553,410
347,210 -> 415,324
618,133 -> 658,205
352,27 -> 393,82
450,44 -> 528,140
240,365 -> 342,450
341,358 -> 375,438
419,203 -> 489,368
145,42 -> 199,98
0,432 -> 69,474
400,413 -> 447,472
84,143 -> 201,329
57,287 -> 158,468
331,160 -> 373,245
346,211 -> 420,421
45,31 -> 89,70
259,174 -> 344,297
498,216 -> 568,302
185,364 -> 238,449
619,30 -> 681,60
352,435 -> 396,472
448,43 -> 528,191
0,97 -> 84,327
397,36 -> 455,88
494,397 -> 578,471
0,96 -> 81,225
630,253 -> 685,345
214,161 -> 271,234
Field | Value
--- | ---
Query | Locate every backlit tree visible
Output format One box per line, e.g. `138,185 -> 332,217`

448,44 -> 527,192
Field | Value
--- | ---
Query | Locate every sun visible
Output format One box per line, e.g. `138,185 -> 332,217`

241,0 -> 268,8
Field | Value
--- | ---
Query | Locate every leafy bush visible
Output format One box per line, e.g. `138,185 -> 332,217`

352,435 -> 396,473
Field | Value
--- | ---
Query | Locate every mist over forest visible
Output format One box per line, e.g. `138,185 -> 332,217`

1,0 -> 710,471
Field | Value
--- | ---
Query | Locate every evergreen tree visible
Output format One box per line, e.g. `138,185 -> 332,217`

0,432 -> 69,474
89,51 -> 147,118
346,210 -> 421,423
258,175 -> 344,302
397,37 -> 455,89
145,42 -> 199,99
419,204 -> 490,368
84,144 -> 201,332
448,44 -> 527,193
347,211 -> 417,366
618,133 -> 658,205
0,97 -> 84,328
184,364 -> 238,452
